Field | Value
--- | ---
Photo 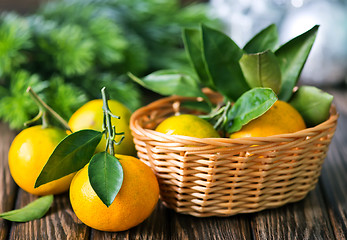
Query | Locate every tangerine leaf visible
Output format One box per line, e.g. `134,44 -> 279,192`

240,50 -> 282,94
181,101 -> 211,114
201,24 -> 250,101
128,70 -> 206,99
276,25 -> 319,101
243,24 -> 279,53
289,86 -> 333,127
88,152 -> 123,207
35,129 -> 103,188
226,88 -> 277,133
182,28 -> 215,89
0,195 -> 53,222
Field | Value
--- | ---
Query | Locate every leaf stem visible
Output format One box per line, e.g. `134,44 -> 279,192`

26,87 -> 71,131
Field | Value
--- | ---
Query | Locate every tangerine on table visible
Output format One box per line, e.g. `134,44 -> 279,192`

230,100 -> 306,138
68,99 -> 136,156
155,114 -> 220,138
69,154 -> 159,232
8,125 -> 75,195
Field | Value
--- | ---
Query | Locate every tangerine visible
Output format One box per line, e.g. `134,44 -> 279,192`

155,114 -> 220,138
230,100 -> 306,138
68,99 -> 136,156
69,154 -> 159,232
8,125 -> 75,195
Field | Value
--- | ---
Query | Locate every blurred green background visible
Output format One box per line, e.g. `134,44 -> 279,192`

1,0 -> 346,130
0,0 -> 219,130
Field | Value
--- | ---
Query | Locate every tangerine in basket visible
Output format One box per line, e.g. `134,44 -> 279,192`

8,125 -> 75,195
69,154 -> 159,232
68,99 -> 136,156
230,100 -> 306,138
155,114 -> 220,138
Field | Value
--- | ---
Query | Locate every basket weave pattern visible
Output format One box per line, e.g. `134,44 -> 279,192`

130,95 -> 338,217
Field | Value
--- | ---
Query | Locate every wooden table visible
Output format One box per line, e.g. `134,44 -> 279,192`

0,89 -> 346,239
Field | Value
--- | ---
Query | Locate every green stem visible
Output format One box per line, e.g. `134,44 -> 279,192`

26,87 -> 71,131
199,102 -> 225,120
218,102 -> 231,126
101,87 -> 115,156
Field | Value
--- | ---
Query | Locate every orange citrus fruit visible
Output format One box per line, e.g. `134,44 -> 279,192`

68,99 -> 136,156
8,125 -> 75,195
155,114 -> 220,138
230,100 -> 306,138
69,154 -> 159,232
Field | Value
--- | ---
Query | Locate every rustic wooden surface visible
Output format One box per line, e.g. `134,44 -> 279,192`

0,88 -> 346,240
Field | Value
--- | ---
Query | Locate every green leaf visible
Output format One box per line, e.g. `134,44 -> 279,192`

243,24 -> 279,53
276,25 -> 319,101
128,70 -> 206,98
239,50 -> 282,94
181,101 -> 212,114
289,86 -> 333,127
35,129 -> 103,188
182,28 -> 214,89
88,152 -> 123,207
226,88 -> 278,133
201,24 -> 250,101
0,195 -> 53,222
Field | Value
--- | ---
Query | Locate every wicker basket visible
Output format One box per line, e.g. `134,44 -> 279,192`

130,94 -> 338,217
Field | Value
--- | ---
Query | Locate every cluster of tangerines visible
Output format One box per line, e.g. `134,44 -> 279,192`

8,92 -> 159,232
7,85 -> 306,232
3,22 -> 330,232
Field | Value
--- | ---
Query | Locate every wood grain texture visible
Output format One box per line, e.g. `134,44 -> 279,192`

9,190 -> 89,240
171,210 -> 251,240
0,123 -> 17,240
251,185 -> 335,240
92,200 -> 251,240
320,113 -> 347,239
90,201 -> 172,240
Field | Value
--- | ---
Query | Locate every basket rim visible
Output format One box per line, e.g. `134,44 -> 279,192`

130,95 -> 339,144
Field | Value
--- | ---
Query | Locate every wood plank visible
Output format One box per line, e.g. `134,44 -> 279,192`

90,201 -> 172,240
0,123 -> 18,240
170,209 -> 251,240
250,185 -> 335,239
9,190 -> 90,239
89,199 -> 251,240
320,113 -> 347,239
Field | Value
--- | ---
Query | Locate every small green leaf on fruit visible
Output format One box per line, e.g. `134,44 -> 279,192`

240,50 -> 282,94
128,70 -> 206,99
227,88 -> 278,133
88,152 -> 123,207
243,24 -> 279,53
289,86 -> 333,127
0,195 -> 53,222
35,129 -> 103,188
